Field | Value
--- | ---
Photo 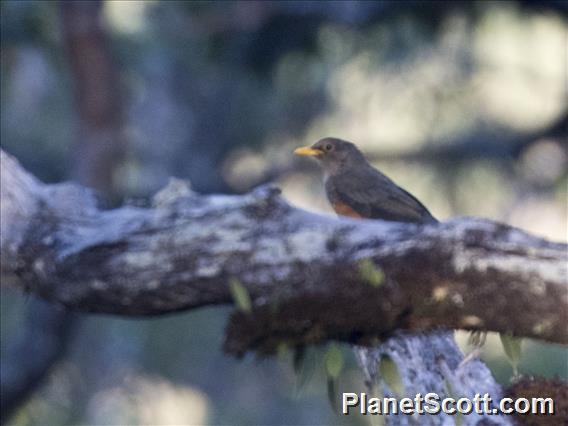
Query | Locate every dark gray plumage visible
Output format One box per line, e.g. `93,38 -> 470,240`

295,137 -> 437,224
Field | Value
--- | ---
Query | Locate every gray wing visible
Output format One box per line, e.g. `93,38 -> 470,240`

326,169 -> 438,224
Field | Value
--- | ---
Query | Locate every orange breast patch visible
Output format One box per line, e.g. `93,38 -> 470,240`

331,201 -> 363,218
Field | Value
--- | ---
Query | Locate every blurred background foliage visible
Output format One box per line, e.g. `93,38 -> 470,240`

1,1 -> 566,425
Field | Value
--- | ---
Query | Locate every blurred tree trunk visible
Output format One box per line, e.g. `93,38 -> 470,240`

61,0 -> 125,201
0,1 -> 125,423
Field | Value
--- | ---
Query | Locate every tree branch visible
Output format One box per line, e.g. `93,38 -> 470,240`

367,110 -> 568,165
2,149 -> 566,354
245,110 -> 567,191
6,148 -> 566,424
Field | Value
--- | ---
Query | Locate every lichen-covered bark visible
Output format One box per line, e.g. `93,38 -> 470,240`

354,332 -> 508,425
1,150 -> 566,347
5,149 -> 567,425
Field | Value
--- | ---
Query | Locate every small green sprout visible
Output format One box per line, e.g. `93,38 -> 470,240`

500,333 -> 523,377
229,278 -> 252,312
358,259 -> 385,287
378,355 -> 404,397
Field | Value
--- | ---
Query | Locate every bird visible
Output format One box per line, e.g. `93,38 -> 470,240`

293,137 -> 438,224
294,138 -> 440,409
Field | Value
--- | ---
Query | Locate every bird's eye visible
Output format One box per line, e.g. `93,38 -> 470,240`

324,143 -> 333,151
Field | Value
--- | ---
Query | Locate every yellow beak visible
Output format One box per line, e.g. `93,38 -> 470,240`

293,146 -> 323,157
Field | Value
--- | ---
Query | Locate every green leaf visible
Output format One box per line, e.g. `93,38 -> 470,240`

357,259 -> 385,287
324,344 -> 344,379
277,342 -> 289,362
367,382 -> 386,426
324,346 -> 344,411
444,378 -> 462,426
378,355 -> 404,397
500,333 -> 523,377
229,278 -> 252,312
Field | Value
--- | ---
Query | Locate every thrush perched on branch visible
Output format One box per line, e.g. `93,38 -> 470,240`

294,137 -> 438,224
293,137 -> 440,408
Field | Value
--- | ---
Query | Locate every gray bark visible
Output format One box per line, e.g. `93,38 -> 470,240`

2,149 -> 566,425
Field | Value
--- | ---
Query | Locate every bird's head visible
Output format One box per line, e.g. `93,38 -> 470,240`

293,137 -> 366,173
